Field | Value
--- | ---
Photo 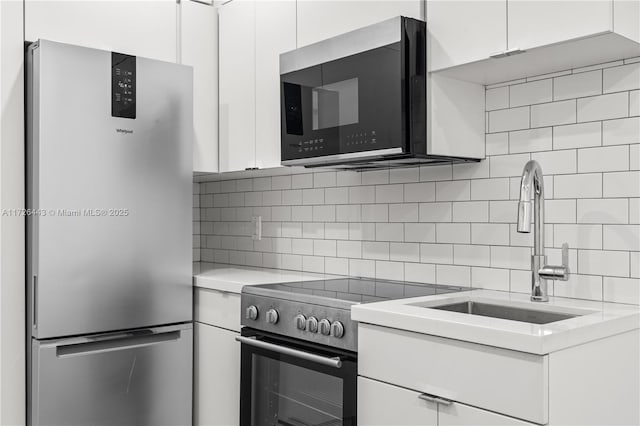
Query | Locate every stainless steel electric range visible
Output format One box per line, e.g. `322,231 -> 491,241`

237,277 -> 469,426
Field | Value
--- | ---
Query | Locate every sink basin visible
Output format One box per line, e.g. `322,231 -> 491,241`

430,301 -> 579,324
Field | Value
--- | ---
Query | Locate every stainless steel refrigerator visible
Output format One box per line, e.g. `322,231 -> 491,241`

26,40 -> 193,426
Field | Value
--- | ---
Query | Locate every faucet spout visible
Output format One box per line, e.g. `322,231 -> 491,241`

517,160 -> 544,236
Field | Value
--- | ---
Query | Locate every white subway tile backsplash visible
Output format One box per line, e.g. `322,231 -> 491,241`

390,243 -> 420,262
419,164 -> 453,181
577,199 -> 628,224
419,202 -> 452,222
376,223 -> 404,242
490,153 -> 531,177
436,223 -> 470,244
603,171 -> 640,197
197,58 -> 640,305
553,122 -> 602,150
554,224 -> 602,249
578,250 -> 629,277
578,92 -> 629,122
361,204 -> 388,222
404,263 -> 436,283
603,62 -> 640,93
404,223 -> 436,243
489,106 -> 530,132
602,117 -> 640,146
531,100 -> 576,127
486,86 -> 509,111
404,182 -> 435,202
631,90 -> 639,116
471,267 -> 510,291
510,79 -> 552,107
554,173 -> 602,199
314,171 -> 336,188
389,203 -> 419,222
509,128 -> 552,153
471,223 -> 509,246
531,149 -> 577,175
421,243 -> 453,264
554,70 -> 602,101
375,261 -> 404,281
436,180 -> 471,201
452,201 -> 489,222
349,186 -> 375,204
471,178 -> 510,200
603,277 -> 639,305
436,265 -> 470,286
603,225 -> 640,251
578,145 -> 629,173
486,132 -> 509,156
376,184 -> 404,203
454,244 -> 490,267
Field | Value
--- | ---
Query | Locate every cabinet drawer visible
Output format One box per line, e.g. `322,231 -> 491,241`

194,288 -> 241,332
358,324 -> 548,424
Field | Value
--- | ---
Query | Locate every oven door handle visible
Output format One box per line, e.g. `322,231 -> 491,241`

235,336 -> 343,369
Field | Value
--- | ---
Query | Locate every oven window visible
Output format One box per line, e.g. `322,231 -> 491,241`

252,354 -> 344,426
312,78 -> 359,131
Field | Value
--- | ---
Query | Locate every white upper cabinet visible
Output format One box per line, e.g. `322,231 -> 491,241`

25,0 -> 177,62
507,0 -> 612,51
181,0 -> 219,173
426,0 -> 506,71
218,0 -> 257,172
219,0 -> 295,172
255,0 -> 296,170
296,0 -> 424,47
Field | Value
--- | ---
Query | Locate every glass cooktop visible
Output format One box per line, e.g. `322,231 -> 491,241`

242,277 -> 469,309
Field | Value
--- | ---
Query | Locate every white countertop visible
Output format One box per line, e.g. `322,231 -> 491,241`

193,262 -> 343,293
351,289 -> 640,355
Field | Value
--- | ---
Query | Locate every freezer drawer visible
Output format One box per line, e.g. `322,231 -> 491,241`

30,323 -> 192,426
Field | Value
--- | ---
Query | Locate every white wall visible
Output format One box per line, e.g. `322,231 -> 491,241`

0,0 -> 26,424
196,57 -> 640,305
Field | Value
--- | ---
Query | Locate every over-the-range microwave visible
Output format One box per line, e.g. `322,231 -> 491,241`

279,16 -> 483,169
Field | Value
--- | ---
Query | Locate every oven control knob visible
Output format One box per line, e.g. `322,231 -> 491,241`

319,319 -> 331,336
266,308 -> 279,324
306,316 -> 319,333
295,314 -> 307,330
331,321 -> 345,339
245,305 -> 259,321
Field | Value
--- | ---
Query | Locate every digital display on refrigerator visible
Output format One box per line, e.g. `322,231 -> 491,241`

111,52 -> 136,119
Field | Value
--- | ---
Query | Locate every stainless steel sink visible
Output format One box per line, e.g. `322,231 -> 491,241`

431,301 -> 579,324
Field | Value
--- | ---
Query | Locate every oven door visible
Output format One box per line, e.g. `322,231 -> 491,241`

238,328 -> 357,426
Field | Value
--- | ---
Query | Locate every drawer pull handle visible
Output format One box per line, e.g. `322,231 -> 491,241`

418,393 -> 452,406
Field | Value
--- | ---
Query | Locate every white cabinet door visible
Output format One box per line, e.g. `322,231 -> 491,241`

296,0 -> 423,47
25,0 -> 177,62
254,0 -> 296,170
507,0 -> 612,51
358,377 -> 437,426
218,0 -> 256,172
194,322 -> 240,426
182,0 -> 218,173
439,401 -> 535,426
426,0 -> 506,71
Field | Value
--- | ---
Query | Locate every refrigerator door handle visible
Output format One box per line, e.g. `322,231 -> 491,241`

32,275 -> 38,329
56,329 -> 181,358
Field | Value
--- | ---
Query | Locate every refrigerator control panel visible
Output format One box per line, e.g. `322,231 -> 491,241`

111,52 -> 136,119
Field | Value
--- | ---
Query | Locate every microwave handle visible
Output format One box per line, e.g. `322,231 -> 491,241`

235,336 -> 342,369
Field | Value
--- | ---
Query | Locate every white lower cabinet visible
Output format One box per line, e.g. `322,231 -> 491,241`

358,377 -> 533,426
194,288 -> 241,426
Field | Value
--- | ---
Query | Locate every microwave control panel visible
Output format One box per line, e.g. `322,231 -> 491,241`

111,52 -> 136,119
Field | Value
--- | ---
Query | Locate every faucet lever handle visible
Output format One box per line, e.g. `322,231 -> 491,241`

561,243 -> 569,270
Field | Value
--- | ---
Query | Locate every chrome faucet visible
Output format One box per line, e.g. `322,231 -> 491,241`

517,160 -> 570,302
